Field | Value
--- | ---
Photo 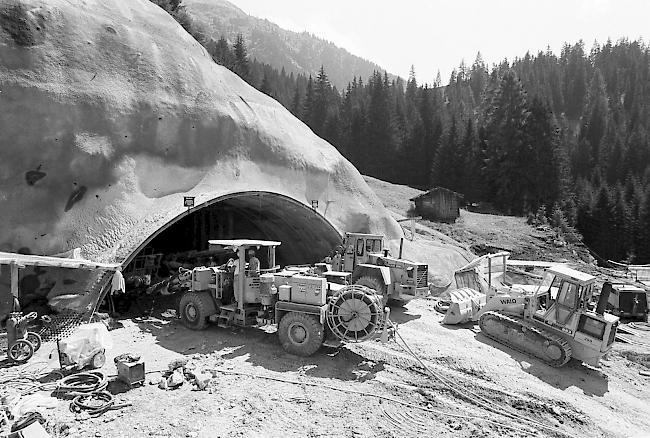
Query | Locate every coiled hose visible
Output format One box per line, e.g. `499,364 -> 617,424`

56,371 -> 107,396
56,371 -> 131,417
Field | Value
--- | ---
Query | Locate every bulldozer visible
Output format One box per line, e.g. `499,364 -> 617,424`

177,239 -> 388,356
443,256 -> 619,367
339,232 -> 429,303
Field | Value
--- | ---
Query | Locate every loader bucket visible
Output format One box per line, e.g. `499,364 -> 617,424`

442,287 -> 486,325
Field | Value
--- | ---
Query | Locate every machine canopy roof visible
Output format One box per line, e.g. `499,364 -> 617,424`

0,252 -> 121,270
547,265 -> 595,285
208,239 -> 281,249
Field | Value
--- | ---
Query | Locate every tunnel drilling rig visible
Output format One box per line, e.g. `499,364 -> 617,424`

176,239 -> 388,356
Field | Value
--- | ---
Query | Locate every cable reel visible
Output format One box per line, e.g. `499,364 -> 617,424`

326,284 -> 385,342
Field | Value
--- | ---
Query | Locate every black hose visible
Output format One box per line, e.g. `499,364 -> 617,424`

56,371 -> 107,396
57,371 -> 131,417
11,412 -> 45,432
433,300 -> 451,314
70,391 -> 118,417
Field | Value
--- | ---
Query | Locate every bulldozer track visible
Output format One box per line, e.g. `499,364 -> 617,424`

479,311 -> 572,367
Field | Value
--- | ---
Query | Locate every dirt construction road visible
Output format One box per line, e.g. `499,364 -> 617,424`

5,296 -> 649,438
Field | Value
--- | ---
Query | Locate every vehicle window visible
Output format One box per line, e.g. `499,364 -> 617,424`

538,273 -> 555,295
374,239 -> 383,252
557,281 -> 578,309
366,240 -> 373,253
356,239 -> 364,257
551,276 -> 562,288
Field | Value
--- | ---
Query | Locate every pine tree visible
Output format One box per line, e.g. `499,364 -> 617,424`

526,97 -> 561,212
636,187 -> 650,262
260,73 -> 272,96
481,70 -> 531,213
303,75 -> 315,128
469,52 -> 488,103
290,84 -> 302,118
590,185 -> 616,259
582,68 -> 609,166
311,66 -> 331,136
232,34 -> 250,82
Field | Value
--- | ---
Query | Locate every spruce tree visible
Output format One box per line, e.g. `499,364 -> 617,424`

481,70 -> 530,213
232,34 -> 250,82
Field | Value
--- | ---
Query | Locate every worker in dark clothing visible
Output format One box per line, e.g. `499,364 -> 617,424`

332,249 -> 342,271
248,249 -> 260,275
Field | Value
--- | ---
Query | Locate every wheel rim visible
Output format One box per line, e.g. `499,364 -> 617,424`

185,303 -> 197,321
327,285 -> 383,342
9,341 -> 32,361
27,333 -> 41,350
288,322 -> 308,345
546,343 -> 563,360
93,353 -> 106,368
337,297 -> 372,332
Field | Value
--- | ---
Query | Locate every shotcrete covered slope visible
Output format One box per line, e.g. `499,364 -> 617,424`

0,0 -> 401,262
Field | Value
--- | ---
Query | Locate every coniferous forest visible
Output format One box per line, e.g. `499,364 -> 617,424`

153,1 -> 650,265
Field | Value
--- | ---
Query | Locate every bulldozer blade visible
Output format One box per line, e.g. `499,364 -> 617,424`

442,288 -> 486,325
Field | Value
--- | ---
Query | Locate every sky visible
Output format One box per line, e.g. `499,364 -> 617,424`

226,0 -> 650,85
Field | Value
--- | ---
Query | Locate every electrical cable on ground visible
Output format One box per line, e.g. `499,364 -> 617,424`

629,322 -> 650,331
0,362 -> 63,396
211,368 -> 533,435
391,326 -> 578,438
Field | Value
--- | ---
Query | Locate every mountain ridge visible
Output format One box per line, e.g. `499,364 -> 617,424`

183,0 -> 396,89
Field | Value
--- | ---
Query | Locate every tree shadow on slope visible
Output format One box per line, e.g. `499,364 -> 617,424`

133,311 -> 385,382
474,333 -> 609,397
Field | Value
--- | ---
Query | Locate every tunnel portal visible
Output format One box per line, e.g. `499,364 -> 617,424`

124,192 -> 342,278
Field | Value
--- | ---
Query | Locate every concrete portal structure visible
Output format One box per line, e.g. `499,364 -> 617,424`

0,0 -> 403,268
125,191 -> 343,267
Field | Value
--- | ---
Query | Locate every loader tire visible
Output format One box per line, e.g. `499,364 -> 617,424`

355,275 -> 386,297
179,292 -> 211,330
355,275 -> 387,305
278,312 -> 324,357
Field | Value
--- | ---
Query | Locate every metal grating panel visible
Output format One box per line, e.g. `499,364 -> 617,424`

38,311 -> 85,342
417,266 -> 428,288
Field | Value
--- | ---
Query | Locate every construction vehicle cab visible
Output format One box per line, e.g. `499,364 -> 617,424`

341,232 -> 428,303
341,233 -> 384,271
607,283 -> 649,320
178,239 -> 388,357
531,267 -> 618,360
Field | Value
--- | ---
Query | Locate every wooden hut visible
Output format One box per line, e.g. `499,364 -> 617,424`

410,187 -> 463,222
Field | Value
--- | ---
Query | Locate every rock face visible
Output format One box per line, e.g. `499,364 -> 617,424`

0,0 -> 402,263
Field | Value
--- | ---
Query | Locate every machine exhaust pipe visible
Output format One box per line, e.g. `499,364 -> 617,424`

398,238 -> 404,259
597,281 -> 612,315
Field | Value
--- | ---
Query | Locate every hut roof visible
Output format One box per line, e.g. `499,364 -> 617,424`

410,187 -> 464,202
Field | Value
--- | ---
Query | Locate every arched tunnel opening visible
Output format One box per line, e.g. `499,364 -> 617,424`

121,192 -> 342,292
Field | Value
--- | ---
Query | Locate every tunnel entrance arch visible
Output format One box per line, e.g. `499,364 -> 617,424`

123,191 -> 342,277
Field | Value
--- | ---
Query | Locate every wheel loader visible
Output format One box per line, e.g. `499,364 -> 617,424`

176,239 -> 388,356
445,262 -> 619,367
339,232 -> 429,303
